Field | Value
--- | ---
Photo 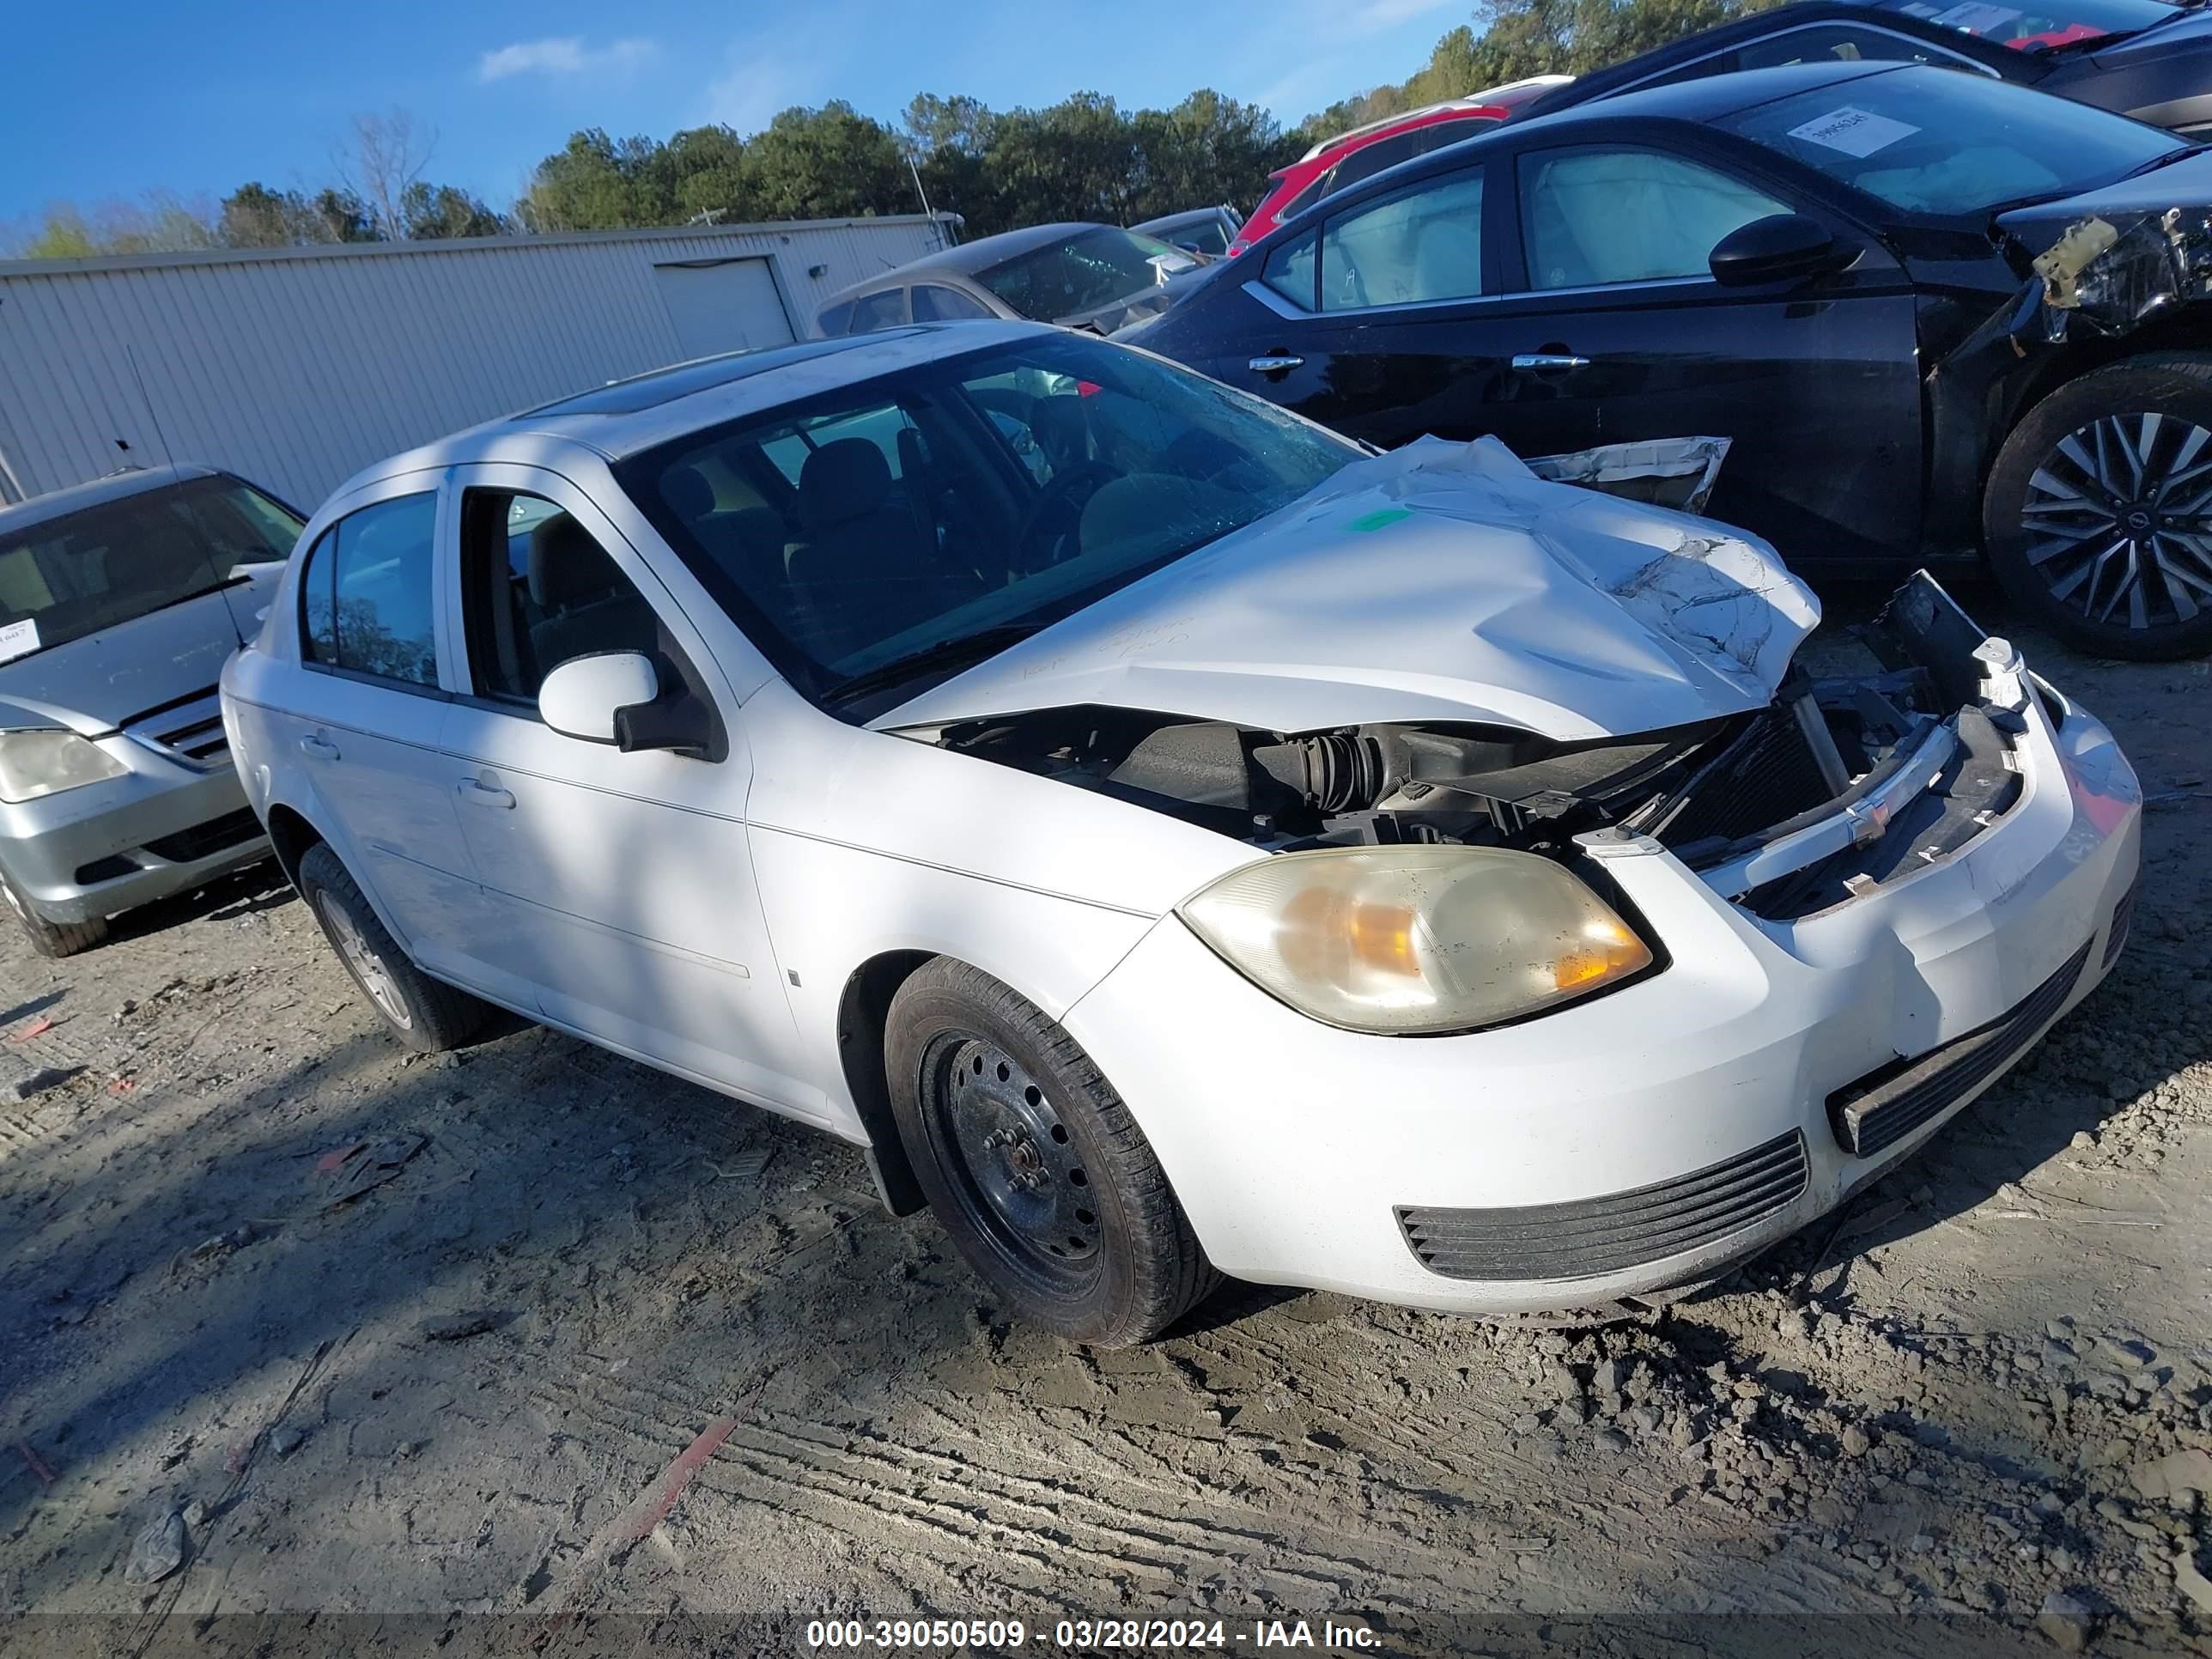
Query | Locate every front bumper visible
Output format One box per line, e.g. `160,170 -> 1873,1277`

0,733 -> 269,925
1063,626 -> 2140,1316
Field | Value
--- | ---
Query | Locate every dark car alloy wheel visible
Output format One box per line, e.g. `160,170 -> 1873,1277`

2021,412 -> 2212,632
921,1032 -> 1103,1285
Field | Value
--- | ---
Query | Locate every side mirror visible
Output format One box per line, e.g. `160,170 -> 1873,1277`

538,653 -> 659,744
1709,214 -> 1844,288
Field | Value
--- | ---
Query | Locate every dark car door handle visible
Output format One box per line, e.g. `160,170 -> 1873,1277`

297,735 -> 339,761
1249,353 -> 1304,375
1512,352 -> 1591,373
457,779 -> 516,810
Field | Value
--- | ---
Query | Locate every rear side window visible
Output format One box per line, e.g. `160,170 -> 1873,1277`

1519,149 -> 1787,289
1328,129 -> 1426,193
311,493 -> 439,685
816,301 -> 857,337
459,490 -> 663,702
913,283 -> 994,321
299,530 -> 336,662
1322,169 -> 1486,311
848,289 -> 909,332
1261,228 -> 1318,310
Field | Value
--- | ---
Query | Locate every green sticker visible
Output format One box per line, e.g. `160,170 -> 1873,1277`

1346,507 -> 1413,532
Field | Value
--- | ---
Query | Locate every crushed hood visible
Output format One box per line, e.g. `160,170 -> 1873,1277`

875,438 -> 1819,743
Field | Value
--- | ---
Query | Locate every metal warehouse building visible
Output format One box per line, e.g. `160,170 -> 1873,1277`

0,214 -> 954,512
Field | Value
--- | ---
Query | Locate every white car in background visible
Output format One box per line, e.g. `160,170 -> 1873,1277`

222,322 -> 2138,1346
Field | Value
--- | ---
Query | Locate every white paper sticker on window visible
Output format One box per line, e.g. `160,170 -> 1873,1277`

0,617 -> 39,663
1929,1 -> 2023,31
1785,106 -> 1921,159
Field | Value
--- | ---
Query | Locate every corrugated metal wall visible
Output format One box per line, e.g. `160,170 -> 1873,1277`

0,216 -> 951,513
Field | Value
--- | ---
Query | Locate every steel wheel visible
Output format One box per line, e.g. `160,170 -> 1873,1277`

922,1031 -> 1103,1288
318,890 -> 412,1030
2021,411 -> 2212,633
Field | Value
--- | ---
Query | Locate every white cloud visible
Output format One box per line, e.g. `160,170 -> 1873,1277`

1346,0 -> 1458,27
477,36 -> 657,84
703,50 -> 820,134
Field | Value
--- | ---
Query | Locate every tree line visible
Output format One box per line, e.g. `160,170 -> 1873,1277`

6,0 -> 1785,259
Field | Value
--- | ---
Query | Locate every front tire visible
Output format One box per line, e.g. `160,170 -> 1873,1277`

1,868 -> 107,959
296,844 -> 486,1053
1984,354 -> 2212,660
884,959 -> 1214,1346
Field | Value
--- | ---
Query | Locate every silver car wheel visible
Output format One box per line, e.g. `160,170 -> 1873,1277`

319,893 -> 413,1030
2022,411 -> 2212,631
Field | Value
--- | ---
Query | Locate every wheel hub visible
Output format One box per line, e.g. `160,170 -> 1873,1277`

928,1035 -> 1103,1273
2021,410 -> 2212,631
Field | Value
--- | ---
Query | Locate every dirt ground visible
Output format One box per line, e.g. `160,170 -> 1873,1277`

4,582 -> 2212,1659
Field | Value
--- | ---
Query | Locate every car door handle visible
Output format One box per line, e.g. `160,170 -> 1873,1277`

456,779 -> 515,810
1511,352 -> 1591,373
1248,353 -> 1304,375
297,735 -> 339,761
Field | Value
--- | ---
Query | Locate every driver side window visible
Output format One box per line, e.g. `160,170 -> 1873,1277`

1518,148 -> 1790,290
458,489 -> 663,703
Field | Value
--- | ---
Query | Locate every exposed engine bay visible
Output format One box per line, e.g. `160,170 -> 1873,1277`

927,574 -> 2030,924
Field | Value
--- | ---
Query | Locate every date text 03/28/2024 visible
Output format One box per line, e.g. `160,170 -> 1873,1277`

804,1618 -> 1383,1650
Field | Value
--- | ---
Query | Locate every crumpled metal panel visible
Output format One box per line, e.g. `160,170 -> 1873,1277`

1522,435 -> 1732,516
876,434 -> 1820,743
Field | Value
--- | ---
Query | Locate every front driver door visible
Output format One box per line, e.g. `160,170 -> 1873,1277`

1482,141 -> 1924,560
435,464 -> 817,1117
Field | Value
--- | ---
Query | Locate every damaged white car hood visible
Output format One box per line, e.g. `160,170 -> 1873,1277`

876,438 -> 1820,743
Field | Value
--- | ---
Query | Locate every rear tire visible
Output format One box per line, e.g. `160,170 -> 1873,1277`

1,869 -> 107,958
884,958 -> 1215,1346
296,844 -> 486,1053
1984,353 -> 2212,660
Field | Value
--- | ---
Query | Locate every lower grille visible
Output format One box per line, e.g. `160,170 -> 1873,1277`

1396,1131 -> 1808,1283
1653,705 -> 1833,852
143,807 -> 263,865
2102,879 -> 2136,970
1830,939 -> 2093,1158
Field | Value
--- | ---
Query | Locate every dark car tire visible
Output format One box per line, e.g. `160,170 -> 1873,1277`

0,869 -> 108,958
884,958 -> 1216,1347
296,844 -> 487,1053
1984,353 -> 2212,660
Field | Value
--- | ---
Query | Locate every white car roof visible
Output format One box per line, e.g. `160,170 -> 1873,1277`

335,319 -> 1051,497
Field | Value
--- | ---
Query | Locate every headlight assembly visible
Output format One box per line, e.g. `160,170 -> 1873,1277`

1176,845 -> 1653,1036
0,728 -> 129,804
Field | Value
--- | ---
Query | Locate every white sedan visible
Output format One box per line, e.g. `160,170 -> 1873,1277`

221,321 -> 2139,1345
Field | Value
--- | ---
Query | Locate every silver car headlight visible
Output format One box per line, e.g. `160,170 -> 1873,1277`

1177,845 -> 1654,1036
0,728 -> 130,805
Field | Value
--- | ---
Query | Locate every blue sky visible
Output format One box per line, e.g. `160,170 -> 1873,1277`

0,0 -> 1466,223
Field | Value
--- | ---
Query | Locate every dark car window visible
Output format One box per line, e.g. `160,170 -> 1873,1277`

618,331 -> 1358,719
0,475 -> 302,663
1261,228 -> 1319,309
1413,114 -> 1502,157
1322,169 -> 1486,311
913,283 -> 995,321
459,491 -> 665,702
974,228 -> 1182,322
816,300 -> 857,337
1881,0 -> 2178,49
1328,130 -> 1427,193
1520,148 -> 1790,289
321,493 -> 438,686
1733,21 -> 1984,70
1177,219 -> 1231,257
299,528 -> 336,663
847,289 -> 909,334
1721,66 -> 2185,214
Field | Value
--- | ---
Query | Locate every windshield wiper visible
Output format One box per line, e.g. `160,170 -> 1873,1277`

823,622 -> 1047,707
153,572 -> 255,612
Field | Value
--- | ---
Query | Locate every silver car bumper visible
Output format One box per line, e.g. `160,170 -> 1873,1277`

0,731 -> 269,925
